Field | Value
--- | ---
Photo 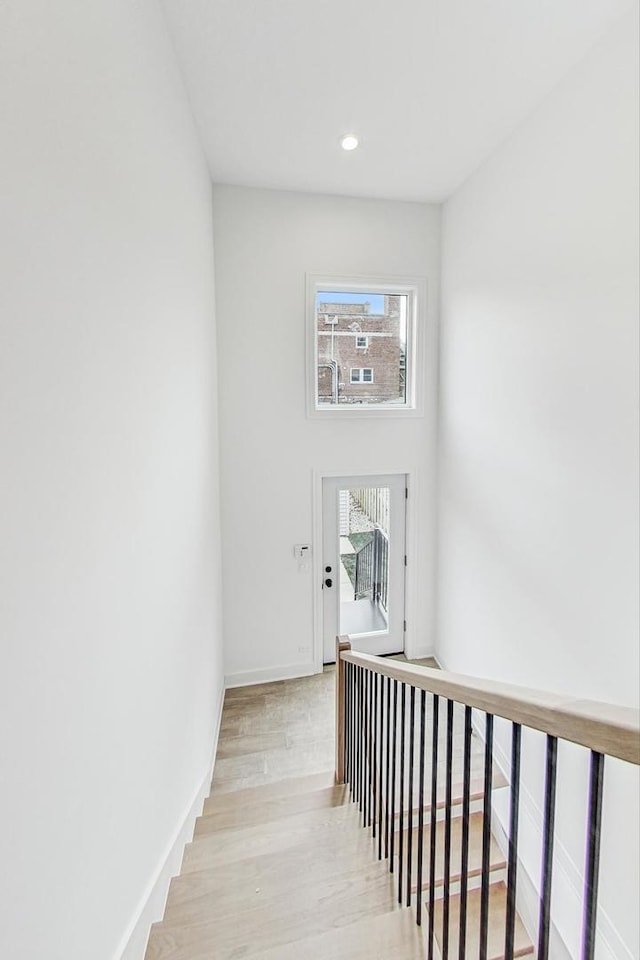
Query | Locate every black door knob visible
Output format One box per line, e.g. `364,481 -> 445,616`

325,565 -> 332,573
324,578 -> 333,588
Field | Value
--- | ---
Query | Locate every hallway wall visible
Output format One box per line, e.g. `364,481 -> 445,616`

438,9 -> 639,956
212,186 -> 440,684
0,2 -> 224,958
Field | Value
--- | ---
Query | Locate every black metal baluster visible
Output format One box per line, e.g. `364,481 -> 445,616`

406,685 -> 416,907
398,682 -> 406,903
372,672 -> 378,837
390,679 -> 398,873
442,699 -> 454,960
385,676 -> 391,859
344,662 -> 348,788
369,670 -> 374,829
363,669 -> 368,823
504,723 -> 522,960
416,690 -> 426,926
458,705 -> 473,960
538,735 -> 558,960
375,672 -> 381,835
350,663 -> 355,791
358,666 -> 364,806
358,667 -> 364,811
378,673 -> 384,859
345,662 -> 350,789
351,665 -> 356,800
353,666 -> 358,803
427,694 -> 440,960
479,713 -> 495,960
364,670 -> 370,827
350,663 -> 355,793
362,668 -> 369,826
581,751 -> 605,960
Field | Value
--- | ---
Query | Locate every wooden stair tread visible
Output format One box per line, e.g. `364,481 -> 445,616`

146,864 -> 402,959
390,767 -> 509,817
167,827 -> 387,923
193,792 -> 358,842
398,811 -> 506,890
182,800 -> 362,873
431,881 -> 534,960
196,782 -> 349,835
247,908 -> 425,960
163,852 -> 392,927
203,769 -> 336,813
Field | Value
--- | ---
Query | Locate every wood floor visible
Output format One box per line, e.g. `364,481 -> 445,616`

145,660 -> 532,960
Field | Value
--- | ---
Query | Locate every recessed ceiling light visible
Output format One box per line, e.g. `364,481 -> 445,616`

341,134 -> 359,151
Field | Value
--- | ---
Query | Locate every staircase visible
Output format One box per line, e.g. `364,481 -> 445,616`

146,669 -> 529,959
145,650 -> 639,960
145,672 -> 424,959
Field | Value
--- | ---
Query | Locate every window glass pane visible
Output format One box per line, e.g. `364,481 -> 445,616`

339,486 -> 391,635
315,290 -> 409,407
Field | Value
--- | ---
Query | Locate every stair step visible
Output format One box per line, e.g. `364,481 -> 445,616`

430,881 -> 534,960
389,767 -> 509,819
397,811 -> 506,891
146,861 -> 402,960
182,799 -> 362,874
195,782 -> 349,835
247,908 -> 425,960
165,842 -> 390,926
203,769 -> 336,814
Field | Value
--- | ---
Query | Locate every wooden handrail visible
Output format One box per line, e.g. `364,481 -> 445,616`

338,641 -> 640,765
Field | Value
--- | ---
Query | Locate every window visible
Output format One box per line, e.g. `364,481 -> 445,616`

307,275 -> 425,417
350,367 -> 374,383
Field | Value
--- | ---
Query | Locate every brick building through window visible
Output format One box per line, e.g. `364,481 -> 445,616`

316,295 -> 405,405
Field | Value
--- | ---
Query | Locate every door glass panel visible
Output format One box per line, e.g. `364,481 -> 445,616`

338,486 -> 390,637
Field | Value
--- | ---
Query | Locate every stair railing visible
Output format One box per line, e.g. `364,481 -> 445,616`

335,638 -> 640,960
354,537 -> 374,599
354,527 -> 390,608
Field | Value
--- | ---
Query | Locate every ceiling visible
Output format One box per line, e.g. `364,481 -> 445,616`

162,0 -> 633,202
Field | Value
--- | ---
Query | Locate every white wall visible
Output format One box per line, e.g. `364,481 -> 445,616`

0,2 -> 224,959
439,8 -> 639,957
213,186 -> 440,685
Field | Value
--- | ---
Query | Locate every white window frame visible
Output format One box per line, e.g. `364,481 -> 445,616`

355,335 -> 369,349
350,367 -> 374,384
307,274 -> 426,418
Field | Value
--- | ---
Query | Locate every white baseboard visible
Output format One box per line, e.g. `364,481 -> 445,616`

405,643 -> 437,662
225,661 -> 317,689
115,680 -> 225,960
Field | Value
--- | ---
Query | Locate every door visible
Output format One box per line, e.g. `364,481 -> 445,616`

322,474 -> 406,663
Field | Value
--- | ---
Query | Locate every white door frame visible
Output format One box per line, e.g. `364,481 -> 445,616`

311,465 -> 420,673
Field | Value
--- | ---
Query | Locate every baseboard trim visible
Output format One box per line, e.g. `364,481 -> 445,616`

115,679 -> 225,960
405,644 -> 437,662
225,661 -> 317,689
